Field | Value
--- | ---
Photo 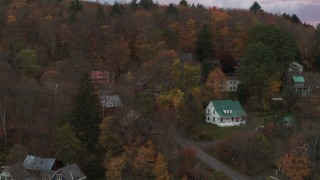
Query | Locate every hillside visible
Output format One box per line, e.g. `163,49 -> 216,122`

0,0 -> 320,179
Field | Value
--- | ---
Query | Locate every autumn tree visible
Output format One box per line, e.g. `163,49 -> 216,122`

72,73 -> 102,151
218,131 -> 272,172
106,155 -> 126,179
206,68 -> 227,98
153,154 -> 169,180
179,19 -> 197,53
133,140 -> 156,178
277,134 -> 311,179
55,123 -> 81,164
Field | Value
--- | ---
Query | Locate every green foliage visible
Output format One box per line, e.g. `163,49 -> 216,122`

195,22 -> 214,61
55,123 -> 81,164
98,116 -> 123,156
139,0 -> 154,10
249,1 -> 262,12
72,73 -> 102,151
17,49 -> 39,77
248,24 -> 299,69
6,144 -> 28,164
179,0 -> 189,7
130,0 -> 139,9
200,60 -> 213,83
167,3 -> 178,14
69,0 -> 82,12
137,90 -> 155,116
238,43 -> 276,98
110,2 -> 125,16
96,4 -> 105,21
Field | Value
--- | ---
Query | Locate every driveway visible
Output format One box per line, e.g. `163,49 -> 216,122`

175,134 -> 253,180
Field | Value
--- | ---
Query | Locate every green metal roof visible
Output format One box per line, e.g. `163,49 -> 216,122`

211,100 -> 246,118
292,76 -> 305,83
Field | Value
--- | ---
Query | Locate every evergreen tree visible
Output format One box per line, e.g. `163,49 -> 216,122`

195,22 -> 214,62
139,0 -> 154,10
249,1 -> 262,12
72,73 -> 102,151
96,4 -> 105,21
200,60 -> 213,83
291,14 -> 302,24
69,0 -> 82,12
179,0 -> 189,7
55,123 -> 81,164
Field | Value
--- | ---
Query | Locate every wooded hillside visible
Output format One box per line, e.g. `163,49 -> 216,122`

0,0 -> 319,179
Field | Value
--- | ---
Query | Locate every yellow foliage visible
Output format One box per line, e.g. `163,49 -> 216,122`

7,14 -> 16,24
153,154 -> 169,180
106,155 -> 126,180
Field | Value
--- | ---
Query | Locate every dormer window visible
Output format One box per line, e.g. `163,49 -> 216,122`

223,110 -> 232,114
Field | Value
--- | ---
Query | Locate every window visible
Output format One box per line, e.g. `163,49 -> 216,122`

213,110 -> 215,114
213,117 -> 215,121
57,174 -> 62,180
207,109 -> 210,113
207,117 -> 210,121
230,87 -> 232,90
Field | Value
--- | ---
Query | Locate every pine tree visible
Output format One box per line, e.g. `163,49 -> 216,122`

195,22 -> 214,62
249,1 -> 262,12
72,73 -> 102,151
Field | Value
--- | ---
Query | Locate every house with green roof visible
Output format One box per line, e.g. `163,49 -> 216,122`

205,100 -> 246,127
285,72 -> 312,94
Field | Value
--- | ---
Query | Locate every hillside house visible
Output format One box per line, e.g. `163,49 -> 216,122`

45,163 -> 86,180
205,100 -> 246,127
285,72 -> 312,93
288,62 -> 303,73
100,94 -> 122,117
207,76 -> 240,92
223,76 -> 240,92
91,71 -> 110,84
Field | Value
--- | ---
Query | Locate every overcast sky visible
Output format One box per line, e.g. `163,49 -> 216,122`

95,0 -> 319,26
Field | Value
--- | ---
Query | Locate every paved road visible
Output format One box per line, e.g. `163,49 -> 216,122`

175,135 -> 252,180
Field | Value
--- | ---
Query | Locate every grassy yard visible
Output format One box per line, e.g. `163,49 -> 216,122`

191,113 -> 266,141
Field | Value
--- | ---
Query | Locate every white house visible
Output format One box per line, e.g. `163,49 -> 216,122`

288,62 -> 303,73
205,100 -> 246,127
222,76 -> 240,92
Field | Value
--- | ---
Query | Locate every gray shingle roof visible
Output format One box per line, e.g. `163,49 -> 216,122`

23,155 -> 56,171
100,95 -> 122,108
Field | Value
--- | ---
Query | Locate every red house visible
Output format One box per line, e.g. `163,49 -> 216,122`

91,71 -> 110,84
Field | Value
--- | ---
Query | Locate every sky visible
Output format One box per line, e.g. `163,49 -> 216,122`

95,0 -> 320,26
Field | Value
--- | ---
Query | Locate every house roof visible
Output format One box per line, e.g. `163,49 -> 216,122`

23,155 -> 56,171
51,163 -> 86,180
91,71 -> 109,79
5,163 -> 36,180
292,76 -> 305,83
211,100 -> 246,118
100,95 -> 122,108
291,62 -> 303,68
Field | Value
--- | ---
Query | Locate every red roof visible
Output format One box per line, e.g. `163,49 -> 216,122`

91,71 -> 109,79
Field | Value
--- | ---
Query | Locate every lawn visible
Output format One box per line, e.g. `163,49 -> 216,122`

192,113 -> 265,141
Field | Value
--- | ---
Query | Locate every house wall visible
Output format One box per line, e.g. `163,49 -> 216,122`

0,170 -> 12,180
222,80 -> 239,92
205,102 -> 220,125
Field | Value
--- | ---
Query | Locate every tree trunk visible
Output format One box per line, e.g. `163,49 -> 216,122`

1,97 -> 7,144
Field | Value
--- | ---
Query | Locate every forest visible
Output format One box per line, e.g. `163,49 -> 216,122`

0,0 -> 320,179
